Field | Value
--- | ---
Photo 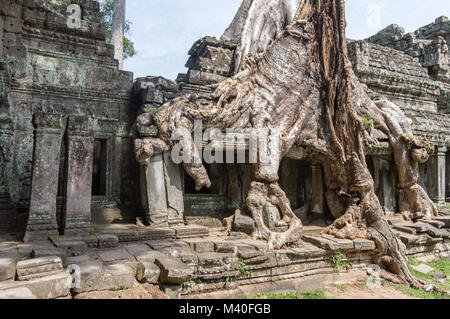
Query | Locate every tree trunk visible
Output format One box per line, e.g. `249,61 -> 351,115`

111,0 -> 126,70
134,0 -> 435,289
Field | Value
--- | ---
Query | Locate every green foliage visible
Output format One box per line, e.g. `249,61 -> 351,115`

99,0 -> 136,59
327,251 -> 353,270
249,289 -> 333,300
362,114 -> 382,131
238,258 -> 252,277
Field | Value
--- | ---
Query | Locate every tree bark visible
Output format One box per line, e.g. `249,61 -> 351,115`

111,0 -> 126,70
134,0 -> 435,289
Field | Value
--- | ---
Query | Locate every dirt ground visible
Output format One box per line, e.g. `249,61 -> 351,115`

325,282 -> 417,299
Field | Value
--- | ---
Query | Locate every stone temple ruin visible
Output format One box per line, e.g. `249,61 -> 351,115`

0,0 -> 449,299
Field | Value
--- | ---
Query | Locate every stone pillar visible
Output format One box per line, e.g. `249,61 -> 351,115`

372,156 -> 395,213
163,152 -> 185,227
311,164 -> 325,215
25,113 -> 67,242
446,151 -> 450,201
141,153 -> 169,227
427,146 -> 447,205
63,116 -> 96,236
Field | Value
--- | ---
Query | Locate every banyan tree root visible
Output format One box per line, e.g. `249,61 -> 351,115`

246,181 -> 303,250
133,0 -> 436,288
374,99 -> 438,221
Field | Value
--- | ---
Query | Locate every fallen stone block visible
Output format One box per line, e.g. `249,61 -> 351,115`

0,273 -> 71,299
16,256 -> 63,281
155,257 -> 195,285
183,238 -> 214,253
0,253 -> 18,281
0,287 -> 36,299
136,261 -> 160,284
411,263 -> 434,274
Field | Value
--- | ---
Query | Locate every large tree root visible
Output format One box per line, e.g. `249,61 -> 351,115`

246,181 -> 303,250
133,0 -> 437,290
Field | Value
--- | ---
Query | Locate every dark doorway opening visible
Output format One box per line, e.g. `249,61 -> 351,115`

92,139 -> 107,196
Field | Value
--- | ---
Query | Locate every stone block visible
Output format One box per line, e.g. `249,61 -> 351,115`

0,273 -> 71,299
302,235 -> 341,251
178,253 -> 199,267
393,225 -> 417,234
173,225 -> 208,239
137,227 -> 176,241
0,287 -> 36,299
50,239 -> 87,257
97,248 -> 135,264
110,229 -> 140,242
0,253 -> 18,281
16,256 -> 63,281
136,261 -> 160,284
97,234 -> 119,248
31,247 -> 66,265
233,214 -> 255,235
183,238 -> 214,253
155,257 -> 195,285
73,261 -> 135,293
146,240 -> 192,257
434,216 -> 450,228
321,235 -> 354,250
394,231 -> 429,245
353,239 -> 376,251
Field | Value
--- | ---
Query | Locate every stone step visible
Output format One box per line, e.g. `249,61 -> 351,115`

155,256 -> 195,285
73,261 -> 135,294
0,287 -> 36,299
434,216 -> 450,228
0,272 -> 71,299
302,235 -> 347,251
393,225 -> 417,235
420,219 -> 446,229
16,256 -> 63,281
394,231 -> 429,245
0,252 -> 19,281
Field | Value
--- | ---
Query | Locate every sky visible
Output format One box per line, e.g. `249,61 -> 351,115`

123,0 -> 450,80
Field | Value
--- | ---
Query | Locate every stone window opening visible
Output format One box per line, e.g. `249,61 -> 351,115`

92,138 -> 107,196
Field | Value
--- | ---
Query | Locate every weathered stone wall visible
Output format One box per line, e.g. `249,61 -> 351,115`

366,17 -> 450,114
1,0 -> 135,233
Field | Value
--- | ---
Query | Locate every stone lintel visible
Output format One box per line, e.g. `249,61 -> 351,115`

33,112 -> 67,133
67,116 -> 97,137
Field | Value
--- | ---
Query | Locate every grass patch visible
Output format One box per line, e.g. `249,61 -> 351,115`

391,258 -> 450,299
249,289 -> 333,300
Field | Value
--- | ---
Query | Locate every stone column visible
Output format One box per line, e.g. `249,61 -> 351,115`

141,152 -> 169,227
427,146 -> 447,205
163,151 -> 185,227
372,156 -> 395,213
25,113 -> 67,242
63,116 -> 96,236
446,151 -> 450,201
311,164 -> 325,215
